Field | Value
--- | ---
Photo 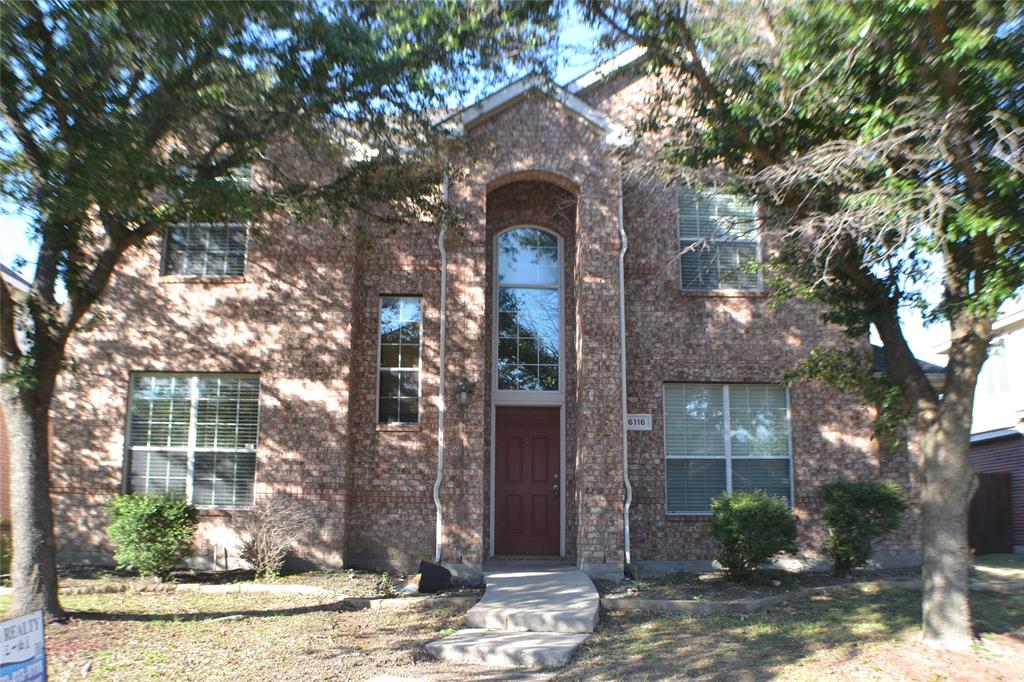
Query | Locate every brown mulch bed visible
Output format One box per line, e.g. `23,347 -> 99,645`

595,567 -> 921,602
56,566 -> 483,600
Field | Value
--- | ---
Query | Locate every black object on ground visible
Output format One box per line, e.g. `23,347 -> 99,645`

417,560 -> 452,593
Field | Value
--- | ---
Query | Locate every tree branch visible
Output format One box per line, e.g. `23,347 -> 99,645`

840,262 -> 939,414
586,0 -> 777,168
0,63 -> 50,185
25,0 -> 72,138
60,220 -> 160,337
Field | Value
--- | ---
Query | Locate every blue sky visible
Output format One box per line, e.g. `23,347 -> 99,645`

0,12 -> 949,364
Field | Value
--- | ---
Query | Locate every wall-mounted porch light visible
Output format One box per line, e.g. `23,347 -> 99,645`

456,377 -> 472,405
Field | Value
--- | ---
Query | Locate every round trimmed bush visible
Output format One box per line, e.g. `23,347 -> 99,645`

820,479 -> 908,575
106,493 -> 198,580
710,491 -> 798,581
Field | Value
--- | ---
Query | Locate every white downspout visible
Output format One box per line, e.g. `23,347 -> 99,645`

434,171 -> 449,563
617,173 -> 633,567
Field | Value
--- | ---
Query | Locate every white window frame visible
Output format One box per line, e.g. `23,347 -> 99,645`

491,226 -> 565,404
125,372 -> 260,509
663,383 -> 794,515
676,189 -> 763,293
375,295 -> 424,424
160,222 -> 249,278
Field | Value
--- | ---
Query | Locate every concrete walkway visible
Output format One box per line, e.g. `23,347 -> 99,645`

425,562 -> 599,669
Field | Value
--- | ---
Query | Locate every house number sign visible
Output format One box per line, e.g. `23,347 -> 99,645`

625,414 -> 652,431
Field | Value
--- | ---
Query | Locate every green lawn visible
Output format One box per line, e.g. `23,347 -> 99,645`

975,553 -> 1024,571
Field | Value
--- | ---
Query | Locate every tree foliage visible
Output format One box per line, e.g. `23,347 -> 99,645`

1,1 -> 557,374
0,0 -> 558,620
584,0 -> 1022,648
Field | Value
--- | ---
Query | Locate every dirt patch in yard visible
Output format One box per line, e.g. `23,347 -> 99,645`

558,586 -> 1024,681
2,590 -> 510,681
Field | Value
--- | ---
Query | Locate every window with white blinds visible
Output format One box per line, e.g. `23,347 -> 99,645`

162,223 -> 247,277
128,374 -> 259,508
664,383 -> 791,513
677,189 -> 759,291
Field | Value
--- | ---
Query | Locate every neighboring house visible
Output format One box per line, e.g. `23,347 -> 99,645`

1,263 -> 31,552
48,51 -> 921,577
968,300 -> 1024,553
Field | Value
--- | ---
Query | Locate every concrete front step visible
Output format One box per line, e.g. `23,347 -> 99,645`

424,629 -> 589,669
465,566 -> 600,634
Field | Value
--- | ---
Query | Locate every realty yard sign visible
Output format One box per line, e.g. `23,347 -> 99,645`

1,610 -> 46,682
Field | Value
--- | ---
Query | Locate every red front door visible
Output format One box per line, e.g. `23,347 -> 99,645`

495,406 -> 560,555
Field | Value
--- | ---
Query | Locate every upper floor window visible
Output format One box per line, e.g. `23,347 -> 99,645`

162,222 -> 247,277
378,296 -> 422,424
677,188 -> 759,291
664,383 -> 791,514
128,373 -> 259,508
496,228 -> 561,392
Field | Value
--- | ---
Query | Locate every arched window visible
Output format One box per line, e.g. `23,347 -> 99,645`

496,228 -> 561,392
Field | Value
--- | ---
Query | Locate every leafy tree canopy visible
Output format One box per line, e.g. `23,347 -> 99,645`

588,0 -> 1023,351
0,0 -> 559,621
0,0 -> 557,353
583,0 -> 1023,648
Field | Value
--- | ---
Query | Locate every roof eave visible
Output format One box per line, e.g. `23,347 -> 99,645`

442,74 -> 632,147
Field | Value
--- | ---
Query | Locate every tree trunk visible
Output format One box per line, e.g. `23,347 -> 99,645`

3,381 -> 65,621
918,413 -> 976,650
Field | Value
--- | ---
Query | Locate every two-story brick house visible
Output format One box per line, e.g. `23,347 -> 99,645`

47,50 -> 920,578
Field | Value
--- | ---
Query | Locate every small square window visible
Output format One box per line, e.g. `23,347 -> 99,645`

162,223 -> 247,277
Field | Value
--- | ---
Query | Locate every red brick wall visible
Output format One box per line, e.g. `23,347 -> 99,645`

53,213 -> 360,567
971,434 -> 1024,547
580,70 -> 921,566
450,91 -> 627,574
47,68 -> 921,574
343,221 -> 442,570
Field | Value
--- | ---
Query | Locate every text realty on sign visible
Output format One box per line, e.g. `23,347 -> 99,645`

1,610 -> 46,682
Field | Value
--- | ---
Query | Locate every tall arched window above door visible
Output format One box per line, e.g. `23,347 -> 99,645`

496,227 -> 561,392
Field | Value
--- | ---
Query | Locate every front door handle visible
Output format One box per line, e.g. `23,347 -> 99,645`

552,483 -> 560,497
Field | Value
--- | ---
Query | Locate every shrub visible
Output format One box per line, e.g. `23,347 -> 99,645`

106,493 -> 198,580
709,491 -> 798,581
237,497 -> 315,579
820,479 -> 909,575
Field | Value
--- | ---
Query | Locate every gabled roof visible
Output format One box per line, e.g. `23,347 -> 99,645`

565,45 -> 647,93
872,344 -> 945,390
1,263 -> 30,293
444,74 -> 630,146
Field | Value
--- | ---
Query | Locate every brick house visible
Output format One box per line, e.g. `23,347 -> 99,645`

45,51 -> 921,578
965,299 -> 1024,553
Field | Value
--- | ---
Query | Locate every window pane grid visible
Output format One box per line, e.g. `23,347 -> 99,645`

677,189 -> 759,291
378,296 -> 421,424
496,228 -> 561,393
163,223 -> 247,277
664,383 -> 791,513
128,373 -> 258,508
